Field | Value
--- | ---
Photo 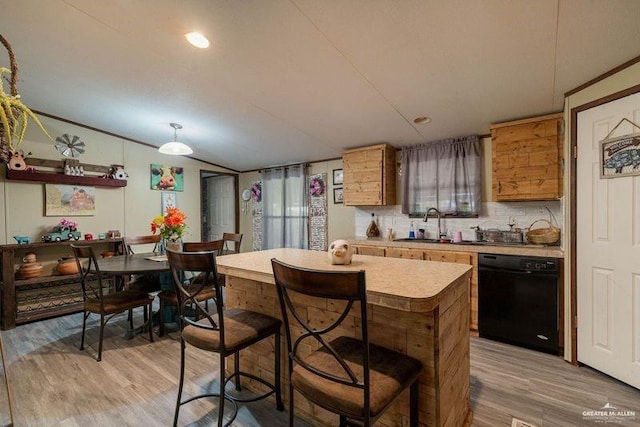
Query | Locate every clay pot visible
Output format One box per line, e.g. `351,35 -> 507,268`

16,262 -> 44,279
22,252 -> 37,263
56,257 -> 79,275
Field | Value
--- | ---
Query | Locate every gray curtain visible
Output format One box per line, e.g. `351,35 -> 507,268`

261,164 -> 308,249
401,135 -> 481,216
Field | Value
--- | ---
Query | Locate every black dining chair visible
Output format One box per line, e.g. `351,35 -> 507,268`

271,258 -> 424,426
71,244 -> 154,362
167,249 -> 283,426
157,240 -> 224,336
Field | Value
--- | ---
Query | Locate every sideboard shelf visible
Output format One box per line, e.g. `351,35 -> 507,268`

5,169 -> 127,187
1,239 -> 123,329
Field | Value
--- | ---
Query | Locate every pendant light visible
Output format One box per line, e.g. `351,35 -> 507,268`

159,123 -> 193,155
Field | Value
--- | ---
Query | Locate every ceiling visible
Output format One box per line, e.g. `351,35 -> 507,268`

1,1 -> 639,172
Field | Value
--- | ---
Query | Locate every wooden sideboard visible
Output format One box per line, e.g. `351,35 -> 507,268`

0,239 -> 122,330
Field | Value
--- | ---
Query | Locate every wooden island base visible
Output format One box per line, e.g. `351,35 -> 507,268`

217,249 -> 472,427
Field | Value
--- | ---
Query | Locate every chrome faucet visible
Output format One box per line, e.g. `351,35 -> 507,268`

424,207 -> 446,240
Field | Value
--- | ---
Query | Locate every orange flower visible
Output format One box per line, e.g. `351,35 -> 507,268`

150,208 -> 187,240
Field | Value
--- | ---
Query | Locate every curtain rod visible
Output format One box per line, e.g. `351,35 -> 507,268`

258,162 -> 310,174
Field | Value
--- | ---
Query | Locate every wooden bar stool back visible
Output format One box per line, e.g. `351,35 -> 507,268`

157,240 -> 224,336
167,250 -> 283,426
71,244 -> 154,362
271,259 -> 423,426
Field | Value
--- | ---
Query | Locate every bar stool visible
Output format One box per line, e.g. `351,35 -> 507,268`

271,258 -> 423,426
167,249 -> 283,426
157,240 -> 223,336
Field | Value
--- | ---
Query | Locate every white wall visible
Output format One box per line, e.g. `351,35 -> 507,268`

0,115 -> 234,246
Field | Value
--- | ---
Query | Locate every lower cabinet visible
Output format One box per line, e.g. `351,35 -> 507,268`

353,244 -> 479,332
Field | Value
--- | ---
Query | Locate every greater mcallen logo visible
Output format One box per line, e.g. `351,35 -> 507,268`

583,403 -> 636,424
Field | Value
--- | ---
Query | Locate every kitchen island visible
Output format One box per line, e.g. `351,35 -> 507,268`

216,248 -> 472,427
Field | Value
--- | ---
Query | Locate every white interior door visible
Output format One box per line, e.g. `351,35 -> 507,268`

576,91 -> 640,388
208,175 -> 235,241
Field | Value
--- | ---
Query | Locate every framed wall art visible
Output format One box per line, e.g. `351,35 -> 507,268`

600,132 -> 640,178
161,191 -> 177,214
150,164 -> 184,191
333,187 -> 343,204
333,169 -> 343,185
45,184 -> 95,216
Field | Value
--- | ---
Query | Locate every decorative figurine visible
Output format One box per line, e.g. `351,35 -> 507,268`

328,239 -> 353,265
13,235 -> 31,244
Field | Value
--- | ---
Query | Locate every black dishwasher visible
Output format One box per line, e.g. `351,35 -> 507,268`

478,253 -> 559,354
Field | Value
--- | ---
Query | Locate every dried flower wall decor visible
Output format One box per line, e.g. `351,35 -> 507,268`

0,34 -> 52,162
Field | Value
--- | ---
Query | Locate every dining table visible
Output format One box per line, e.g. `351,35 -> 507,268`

96,252 -> 170,276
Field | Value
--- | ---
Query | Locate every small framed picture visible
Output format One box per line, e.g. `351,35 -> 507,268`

161,191 -> 177,214
333,169 -> 343,185
333,187 -> 344,204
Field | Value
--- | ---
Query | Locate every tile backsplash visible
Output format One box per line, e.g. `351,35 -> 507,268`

355,200 -> 563,245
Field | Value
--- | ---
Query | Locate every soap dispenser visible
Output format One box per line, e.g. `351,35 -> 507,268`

409,221 -> 416,239
366,213 -> 380,238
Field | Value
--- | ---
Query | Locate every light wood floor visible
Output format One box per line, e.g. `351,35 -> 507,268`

0,311 -> 638,426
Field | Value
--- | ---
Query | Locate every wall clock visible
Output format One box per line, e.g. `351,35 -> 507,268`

55,134 -> 85,157
241,189 -> 251,214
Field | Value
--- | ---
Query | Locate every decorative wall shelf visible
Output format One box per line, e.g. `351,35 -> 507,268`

5,157 -> 127,187
6,169 -> 127,187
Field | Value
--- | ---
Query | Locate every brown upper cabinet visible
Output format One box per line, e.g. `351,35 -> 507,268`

490,113 -> 564,201
342,143 -> 396,206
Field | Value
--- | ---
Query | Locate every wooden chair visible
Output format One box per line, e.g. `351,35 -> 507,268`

122,235 -> 163,292
123,234 -> 161,254
271,259 -> 423,426
71,244 -> 154,362
167,250 -> 283,426
222,232 -> 243,254
157,240 -> 224,336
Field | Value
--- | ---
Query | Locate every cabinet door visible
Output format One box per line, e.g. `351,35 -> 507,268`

343,147 -> 384,206
353,245 -> 386,257
424,249 -> 471,264
385,247 -> 424,260
342,144 -> 396,206
491,114 -> 563,201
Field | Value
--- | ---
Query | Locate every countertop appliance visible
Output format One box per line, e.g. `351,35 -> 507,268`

478,253 -> 559,354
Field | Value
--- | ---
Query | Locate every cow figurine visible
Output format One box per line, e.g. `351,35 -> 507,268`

13,235 -> 31,244
328,239 -> 353,265
151,165 -> 183,190
8,150 -> 30,171
110,165 -> 128,180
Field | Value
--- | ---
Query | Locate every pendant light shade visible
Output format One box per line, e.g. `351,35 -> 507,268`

159,123 -> 193,155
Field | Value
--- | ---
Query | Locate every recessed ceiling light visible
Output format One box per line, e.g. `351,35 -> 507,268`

185,32 -> 210,48
413,116 -> 432,124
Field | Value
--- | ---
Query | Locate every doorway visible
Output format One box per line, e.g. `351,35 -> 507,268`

200,171 -> 239,242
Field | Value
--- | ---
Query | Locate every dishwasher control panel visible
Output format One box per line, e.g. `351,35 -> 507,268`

479,253 -> 558,272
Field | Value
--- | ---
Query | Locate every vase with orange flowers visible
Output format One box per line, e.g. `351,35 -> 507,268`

151,207 -> 187,252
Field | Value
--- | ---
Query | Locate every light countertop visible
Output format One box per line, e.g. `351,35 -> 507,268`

349,237 -> 564,258
216,248 -> 472,312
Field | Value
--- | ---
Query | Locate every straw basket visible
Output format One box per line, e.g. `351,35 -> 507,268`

526,219 -> 561,245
